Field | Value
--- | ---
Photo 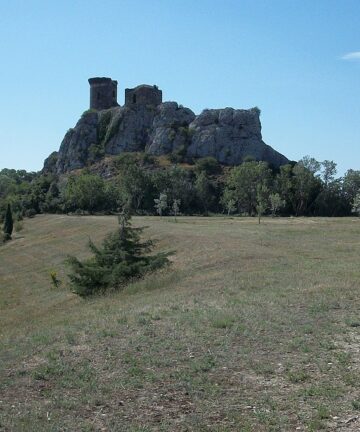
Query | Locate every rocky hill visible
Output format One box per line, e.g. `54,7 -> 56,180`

44,81 -> 288,174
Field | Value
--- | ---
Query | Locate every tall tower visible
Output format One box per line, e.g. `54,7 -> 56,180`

88,77 -> 118,110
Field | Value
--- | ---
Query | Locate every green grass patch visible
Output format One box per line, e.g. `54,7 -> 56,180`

1,215 -> 360,430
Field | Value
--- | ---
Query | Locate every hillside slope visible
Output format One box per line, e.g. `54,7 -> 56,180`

1,216 -> 360,431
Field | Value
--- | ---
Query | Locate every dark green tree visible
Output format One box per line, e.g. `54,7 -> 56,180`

343,169 -> 360,211
223,161 -> 272,215
151,166 -> 196,213
274,164 -> 295,214
292,157 -> 322,215
3,203 -> 13,240
314,160 -> 345,216
195,171 -> 214,214
66,212 -> 170,297
63,173 -> 106,213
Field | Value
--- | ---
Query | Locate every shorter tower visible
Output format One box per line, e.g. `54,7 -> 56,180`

125,84 -> 162,107
88,77 -> 118,110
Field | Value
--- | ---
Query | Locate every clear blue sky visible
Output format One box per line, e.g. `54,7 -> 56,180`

1,0 -> 359,175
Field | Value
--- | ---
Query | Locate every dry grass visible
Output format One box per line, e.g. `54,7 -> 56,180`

1,215 -> 360,431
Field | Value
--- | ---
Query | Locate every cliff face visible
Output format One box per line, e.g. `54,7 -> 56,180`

187,107 -> 287,167
45,102 -> 288,174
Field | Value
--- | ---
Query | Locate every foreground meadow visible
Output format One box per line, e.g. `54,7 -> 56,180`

0,215 -> 360,431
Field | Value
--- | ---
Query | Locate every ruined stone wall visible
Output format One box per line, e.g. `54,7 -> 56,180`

125,85 -> 162,107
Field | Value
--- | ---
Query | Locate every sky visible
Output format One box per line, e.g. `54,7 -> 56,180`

0,0 -> 359,176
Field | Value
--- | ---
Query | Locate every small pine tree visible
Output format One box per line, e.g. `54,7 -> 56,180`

66,212 -> 170,297
3,203 -> 13,241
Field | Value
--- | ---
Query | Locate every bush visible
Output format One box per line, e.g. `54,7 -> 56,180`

63,174 -> 106,213
169,152 -> 183,164
14,220 -> 24,232
66,213 -> 170,297
195,157 -> 221,175
24,208 -> 36,218
1,232 -> 10,243
14,212 -> 23,221
141,153 -> 156,166
114,152 -> 139,169
50,271 -> 62,289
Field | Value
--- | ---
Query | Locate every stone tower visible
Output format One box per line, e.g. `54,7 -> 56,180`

88,77 -> 118,110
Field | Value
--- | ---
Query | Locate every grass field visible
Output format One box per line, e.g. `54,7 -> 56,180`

1,215 -> 360,431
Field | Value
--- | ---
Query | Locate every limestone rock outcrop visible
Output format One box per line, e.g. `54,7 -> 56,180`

56,111 -> 98,173
147,102 -> 196,156
187,107 -> 287,166
49,102 -> 288,174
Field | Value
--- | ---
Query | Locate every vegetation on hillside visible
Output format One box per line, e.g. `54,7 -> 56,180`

1,154 -> 360,220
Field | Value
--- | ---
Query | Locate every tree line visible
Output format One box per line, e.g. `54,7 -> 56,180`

1,153 -> 360,222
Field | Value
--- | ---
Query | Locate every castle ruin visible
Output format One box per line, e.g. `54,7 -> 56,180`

89,77 -> 162,110
125,84 -> 162,107
47,76 -> 289,174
